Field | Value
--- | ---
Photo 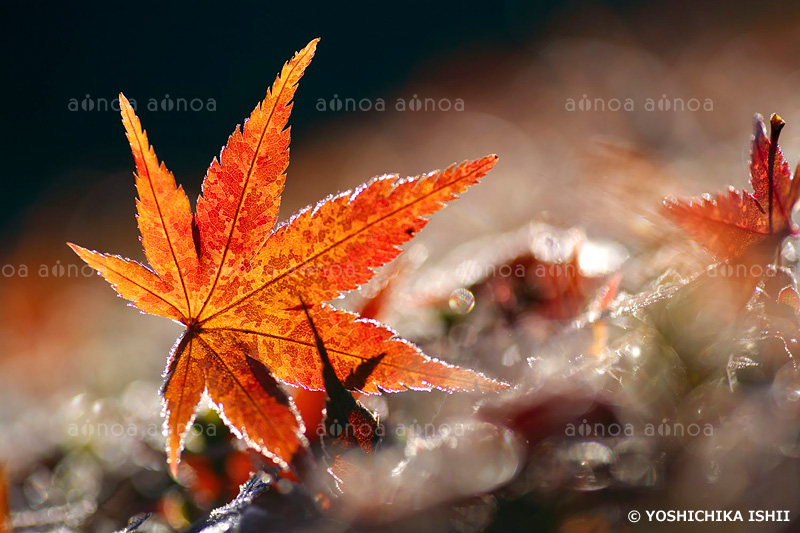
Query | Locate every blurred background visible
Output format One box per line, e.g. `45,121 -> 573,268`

4,0 -> 800,530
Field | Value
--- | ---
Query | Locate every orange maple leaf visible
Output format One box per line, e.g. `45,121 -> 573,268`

68,39 -> 504,476
663,113 -> 800,262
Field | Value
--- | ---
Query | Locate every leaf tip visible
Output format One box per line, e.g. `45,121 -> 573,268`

299,37 -> 320,59
483,376 -> 512,392
118,93 -> 135,117
167,454 -> 180,480
66,241 -> 85,255
481,153 -> 499,167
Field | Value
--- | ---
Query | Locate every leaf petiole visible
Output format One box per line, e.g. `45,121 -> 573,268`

768,113 -> 786,234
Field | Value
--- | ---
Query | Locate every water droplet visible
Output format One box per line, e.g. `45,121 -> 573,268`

531,231 -> 569,263
565,441 -> 615,491
625,344 -> 641,358
611,439 -> 656,486
706,460 -> 722,483
782,241 -> 797,262
449,288 -> 475,314
773,363 -> 800,414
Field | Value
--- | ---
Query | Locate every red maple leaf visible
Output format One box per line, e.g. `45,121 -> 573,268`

663,113 -> 800,263
69,39 -> 506,476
